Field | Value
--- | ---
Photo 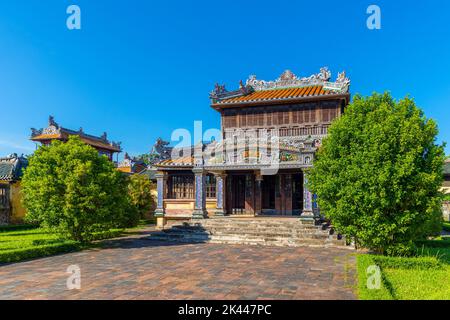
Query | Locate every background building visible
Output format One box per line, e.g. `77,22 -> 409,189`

0,154 -> 28,224
30,116 -> 122,161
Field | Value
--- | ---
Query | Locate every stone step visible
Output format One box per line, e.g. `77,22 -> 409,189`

172,222 -> 323,230
171,225 -> 327,234
166,227 -> 330,238
162,231 -> 338,243
189,220 -> 320,227
149,218 -> 348,249
148,232 -> 346,248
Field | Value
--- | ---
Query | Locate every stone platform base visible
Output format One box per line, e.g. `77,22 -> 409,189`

148,217 -> 350,249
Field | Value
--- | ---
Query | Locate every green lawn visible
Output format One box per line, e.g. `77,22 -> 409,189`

0,220 -> 152,264
357,236 -> 450,300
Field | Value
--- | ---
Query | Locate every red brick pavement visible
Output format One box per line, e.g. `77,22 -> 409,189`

0,234 -> 357,300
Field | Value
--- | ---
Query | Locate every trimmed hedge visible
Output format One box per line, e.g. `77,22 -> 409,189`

0,242 -> 85,264
443,222 -> 450,232
0,228 -> 125,264
371,255 -> 442,270
357,255 -> 393,300
0,224 -> 37,233
358,247 -> 448,300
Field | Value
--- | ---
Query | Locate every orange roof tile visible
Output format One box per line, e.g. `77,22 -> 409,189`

213,85 -> 348,107
157,156 -> 194,167
79,137 -> 121,152
30,134 -> 62,140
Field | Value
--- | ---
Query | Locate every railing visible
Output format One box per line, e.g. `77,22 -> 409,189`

225,125 -> 329,140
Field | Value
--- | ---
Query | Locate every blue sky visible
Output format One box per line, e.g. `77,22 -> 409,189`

1,0 -> 449,158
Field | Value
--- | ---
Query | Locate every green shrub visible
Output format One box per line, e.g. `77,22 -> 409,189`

21,136 -> 131,242
127,174 -> 155,219
310,93 -> 445,256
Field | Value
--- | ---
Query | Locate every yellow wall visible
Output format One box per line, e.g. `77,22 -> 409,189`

0,180 -> 26,224
10,181 -> 26,223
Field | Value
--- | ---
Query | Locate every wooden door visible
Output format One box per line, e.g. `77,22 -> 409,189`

0,184 -> 11,225
231,175 -> 246,214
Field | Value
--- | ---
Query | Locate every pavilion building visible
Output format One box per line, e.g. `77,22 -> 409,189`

153,68 -> 351,228
30,116 -> 122,161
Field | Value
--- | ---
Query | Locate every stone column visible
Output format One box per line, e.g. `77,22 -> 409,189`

245,173 -> 255,215
192,168 -> 207,219
285,174 -> 293,215
275,174 -> 282,214
254,171 -> 263,215
154,171 -> 167,228
300,170 -> 314,223
214,172 -> 226,216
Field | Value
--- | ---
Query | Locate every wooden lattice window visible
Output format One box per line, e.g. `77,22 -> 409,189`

205,174 -> 216,198
167,175 -> 194,199
266,112 -> 273,126
0,185 -> 9,207
240,112 -> 247,127
321,107 -> 337,123
223,114 -> 237,128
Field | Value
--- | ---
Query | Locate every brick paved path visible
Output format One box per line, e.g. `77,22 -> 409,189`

0,232 -> 357,300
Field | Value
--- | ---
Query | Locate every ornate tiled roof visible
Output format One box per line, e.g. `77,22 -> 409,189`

210,68 -> 350,108
0,154 -> 28,181
31,116 -> 122,152
157,155 -> 194,167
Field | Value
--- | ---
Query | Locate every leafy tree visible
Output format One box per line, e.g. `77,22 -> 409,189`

22,136 -> 132,242
135,152 -> 162,166
127,174 -> 155,219
135,153 -> 151,165
309,92 -> 445,255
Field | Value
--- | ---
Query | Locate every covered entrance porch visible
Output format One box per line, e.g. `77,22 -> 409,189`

222,170 -> 314,217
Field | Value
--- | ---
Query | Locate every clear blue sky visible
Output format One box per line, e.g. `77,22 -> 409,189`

1,0 -> 449,158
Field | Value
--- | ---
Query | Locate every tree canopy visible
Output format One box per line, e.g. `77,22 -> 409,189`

309,92 -> 445,255
22,136 -> 133,242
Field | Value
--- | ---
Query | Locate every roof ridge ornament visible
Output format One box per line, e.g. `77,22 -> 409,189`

210,67 -> 350,103
246,67 -> 338,91
48,115 -> 59,128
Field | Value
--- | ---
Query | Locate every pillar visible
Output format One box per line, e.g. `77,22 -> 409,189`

300,170 -> 314,223
275,174 -> 282,213
285,174 -> 293,215
214,172 -> 226,216
245,173 -> 255,215
192,168 -> 207,219
154,171 -> 167,228
254,171 -> 263,215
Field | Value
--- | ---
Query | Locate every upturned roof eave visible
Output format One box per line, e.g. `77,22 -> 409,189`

211,92 -> 350,110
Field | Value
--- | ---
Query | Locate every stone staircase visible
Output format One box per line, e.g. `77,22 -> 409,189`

147,218 -> 350,248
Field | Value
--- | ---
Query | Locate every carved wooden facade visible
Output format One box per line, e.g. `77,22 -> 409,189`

154,68 -> 350,226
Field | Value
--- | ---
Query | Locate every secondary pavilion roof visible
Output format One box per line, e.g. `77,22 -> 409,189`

210,68 -> 351,109
30,116 -> 122,153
